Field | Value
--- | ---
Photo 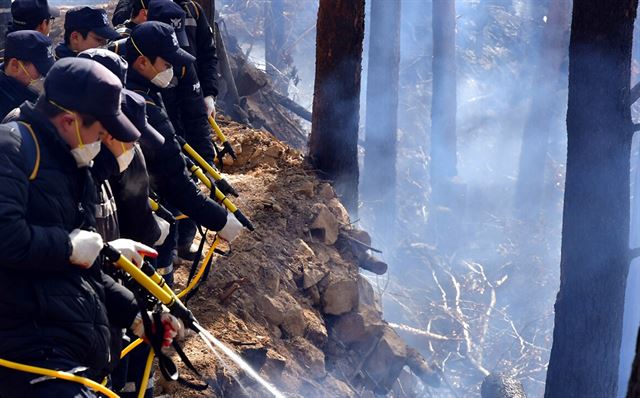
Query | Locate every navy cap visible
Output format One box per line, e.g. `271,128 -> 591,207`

5,31 -> 55,76
121,89 -> 164,148
64,7 -> 119,41
147,0 -> 188,47
78,48 -> 128,84
45,58 -> 140,142
127,21 -> 195,68
11,0 -> 59,29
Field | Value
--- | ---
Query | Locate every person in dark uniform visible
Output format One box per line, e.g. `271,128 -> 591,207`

0,57 -> 182,398
176,0 -> 218,116
123,21 -> 242,281
0,30 -> 54,120
7,0 -> 59,36
54,7 -> 120,59
114,0 -> 151,38
146,0 -> 218,260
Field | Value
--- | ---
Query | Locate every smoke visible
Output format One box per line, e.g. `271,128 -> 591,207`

358,1 -> 567,396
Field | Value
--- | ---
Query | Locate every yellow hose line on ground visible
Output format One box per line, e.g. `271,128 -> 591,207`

0,358 -> 119,398
137,350 -> 155,398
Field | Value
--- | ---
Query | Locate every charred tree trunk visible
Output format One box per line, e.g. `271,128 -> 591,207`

430,0 -> 457,191
545,1 -> 636,397
429,0 -> 461,248
628,328 -> 640,397
308,0 -> 365,214
361,0 -> 401,236
514,0 -> 571,221
265,0 -> 288,94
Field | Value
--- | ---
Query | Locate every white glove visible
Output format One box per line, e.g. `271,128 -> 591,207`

218,212 -> 243,243
204,95 -> 216,118
69,229 -> 104,269
108,238 -> 158,267
153,214 -> 171,247
131,311 -> 185,348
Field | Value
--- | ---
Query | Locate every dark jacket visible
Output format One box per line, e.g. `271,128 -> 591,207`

125,70 -> 227,231
0,71 -> 37,121
0,103 -> 138,374
115,19 -> 137,38
109,145 -> 161,246
112,0 -> 132,27
54,43 -> 77,60
177,0 -> 218,98
162,62 -> 215,163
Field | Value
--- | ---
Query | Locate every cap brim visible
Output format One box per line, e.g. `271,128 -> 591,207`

164,47 -> 195,68
92,25 -> 120,41
99,111 -> 141,142
48,5 -> 60,18
175,29 -> 189,47
33,56 -> 55,76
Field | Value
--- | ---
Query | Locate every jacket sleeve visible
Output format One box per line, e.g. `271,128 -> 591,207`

189,1 -> 219,98
0,127 -> 72,271
174,64 -> 216,163
101,271 -> 139,329
144,103 -> 227,231
110,147 -> 161,246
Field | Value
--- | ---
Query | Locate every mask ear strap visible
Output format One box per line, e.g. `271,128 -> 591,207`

17,61 -> 35,82
48,100 -> 83,147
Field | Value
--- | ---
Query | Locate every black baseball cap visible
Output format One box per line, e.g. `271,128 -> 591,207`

121,89 -> 164,148
126,21 -> 195,68
78,48 -> 128,84
146,0 -> 188,47
4,30 -> 55,76
45,58 -> 140,142
11,0 -> 59,29
64,6 -> 119,41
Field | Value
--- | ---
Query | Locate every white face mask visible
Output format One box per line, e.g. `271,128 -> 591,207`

150,67 -> 174,88
28,77 -> 45,95
71,140 -> 101,168
116,146 -> 135,172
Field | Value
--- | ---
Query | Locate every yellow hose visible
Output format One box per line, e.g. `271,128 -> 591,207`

0,358 -> 119,398
121,338 -> 144,359
137,350 -> 155,398
177,236 -> 219,299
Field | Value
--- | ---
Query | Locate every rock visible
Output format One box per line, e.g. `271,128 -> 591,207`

263,144 -> 284,159
318,183 -> 335,200
306,285 -> 321,306
261,266 -> 280,294
295,239 -> 315,258
290,337 -> 326,379
240,347 -> 268,371
481,373 -> 527,398
327,198 -> 350,224
296,180 -> 315,198
235,61 -> 269,97
303,309 -> 328,348
303,263 -> 328,289
363,326 -> 408,394
321,276 -> 358,315
324,375 -> 357,398
332,306 -> 384,345
282,303 -> 306,337
257,294 -> 285,325
262,349 -> 287,380
358,275 -> 381,313
309,203 -> 340,245
406,347 -> 441,387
